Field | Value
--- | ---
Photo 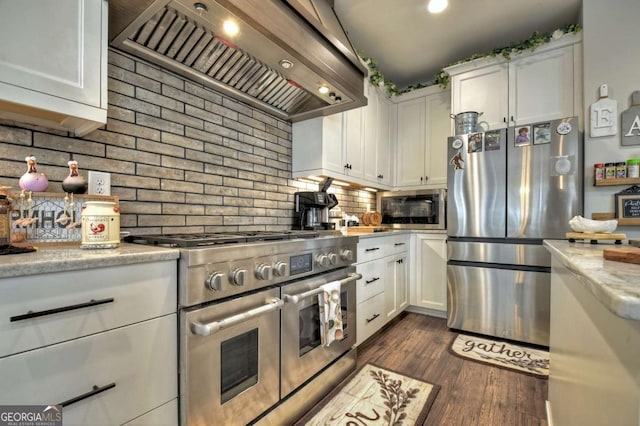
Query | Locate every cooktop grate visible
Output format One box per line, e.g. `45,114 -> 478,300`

125,231 -> 321,247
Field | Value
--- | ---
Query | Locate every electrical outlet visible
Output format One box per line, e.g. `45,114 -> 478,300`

88,171 -> 111,195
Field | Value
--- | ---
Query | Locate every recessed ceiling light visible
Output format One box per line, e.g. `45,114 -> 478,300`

318,86 -> 330,94
279,59 -> 294,69
222,19 -> 239,36
194,2 -> 208,14
428,0 -> 448,14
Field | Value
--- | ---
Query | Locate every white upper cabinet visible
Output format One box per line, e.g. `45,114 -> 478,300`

447,32 -> 582,131
343,107 -> 365,178
508,46 -> 575,125
375,93 -> 393,186
394,86 -> 451,188
451,63 -> 509,130
0,0 -> 108,136
292,81 -> 393,189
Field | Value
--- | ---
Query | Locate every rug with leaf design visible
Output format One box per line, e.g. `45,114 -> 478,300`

450,334 -> 549,377
299,364 -> 440,425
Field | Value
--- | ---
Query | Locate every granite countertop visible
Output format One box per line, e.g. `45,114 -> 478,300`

341,229 -> 446,238
0,243 -> 180,279
544,239 -> 640,320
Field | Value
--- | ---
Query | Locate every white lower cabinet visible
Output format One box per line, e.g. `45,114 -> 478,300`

384,252 -> 408,322
410,233 -> 447,314
0,315 -> 177,425
356,292 -> 385,345
355,234 -> 409,346
0,260 -> 178,426
123,399 -> 178,426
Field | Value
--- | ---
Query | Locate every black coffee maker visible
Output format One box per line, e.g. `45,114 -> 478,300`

293,179 -> 338,230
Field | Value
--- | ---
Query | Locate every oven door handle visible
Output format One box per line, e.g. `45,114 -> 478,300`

282,273 -> 362,304
190,297 -> 284,336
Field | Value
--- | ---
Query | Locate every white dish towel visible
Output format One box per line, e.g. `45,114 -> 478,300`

318,281 -> 343,347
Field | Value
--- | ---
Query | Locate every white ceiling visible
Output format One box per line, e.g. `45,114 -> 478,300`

334,0 -> 582,89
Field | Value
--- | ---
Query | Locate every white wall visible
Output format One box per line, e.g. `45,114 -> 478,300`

583,0 -> 640,239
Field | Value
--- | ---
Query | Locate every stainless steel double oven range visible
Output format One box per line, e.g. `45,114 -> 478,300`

128,231 -> 360,425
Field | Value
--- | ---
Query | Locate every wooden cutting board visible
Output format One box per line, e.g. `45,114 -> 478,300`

603,247 -> 640,264
566,232 -> 626,244
346,226 -> 388,234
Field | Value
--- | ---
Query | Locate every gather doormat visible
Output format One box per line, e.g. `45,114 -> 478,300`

299,364 -> 440,425
450,334 -> 549,377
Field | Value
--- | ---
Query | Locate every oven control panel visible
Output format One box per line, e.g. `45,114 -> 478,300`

179,236 -> 358,307
290,253 -> 312,275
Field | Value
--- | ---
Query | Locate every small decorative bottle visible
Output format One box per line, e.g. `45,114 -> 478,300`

62,160 -> 88,194
19,155 -> 49,192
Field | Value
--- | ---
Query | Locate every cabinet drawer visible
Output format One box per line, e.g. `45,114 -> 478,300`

0,261 -> 177,357
356,292 -> 385,345
123,399 -> 178,426
0,315 -> 178,426
388,235 -> 409,255
356,260 -> 385,304
357,237 -> 389,262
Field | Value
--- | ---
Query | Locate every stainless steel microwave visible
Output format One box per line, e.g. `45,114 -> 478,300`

376,189 -> 446,230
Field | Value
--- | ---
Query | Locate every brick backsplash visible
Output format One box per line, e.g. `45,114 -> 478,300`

0,49 -> 375,234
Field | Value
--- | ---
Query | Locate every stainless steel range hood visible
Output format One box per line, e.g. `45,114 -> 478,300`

109,0 -> 367,121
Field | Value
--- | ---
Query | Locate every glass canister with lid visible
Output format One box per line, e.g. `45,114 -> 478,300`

81,201 -> 120,249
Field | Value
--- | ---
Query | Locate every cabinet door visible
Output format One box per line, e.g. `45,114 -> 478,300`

509,45 -> 575,125
0,0 -> 104,107
384,253 -> 408,322
363,86 -> 379,182
344,107 -> 365,178
424,90 -> 451,186
321,113 -> 346,174
376,94 -> 393,185
451,63 -> 509,130
414,235 -> 447,312
395,254 -> 409,313
395,97 -> 426,186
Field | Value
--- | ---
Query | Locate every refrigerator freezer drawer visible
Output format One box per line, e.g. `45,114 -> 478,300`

447,264 -> 550,346
447,241 -> 551,267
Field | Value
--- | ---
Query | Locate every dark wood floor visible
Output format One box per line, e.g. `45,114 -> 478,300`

356,313 -> 548,426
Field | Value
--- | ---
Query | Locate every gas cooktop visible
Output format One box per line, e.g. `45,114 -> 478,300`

125,230 -> 326,247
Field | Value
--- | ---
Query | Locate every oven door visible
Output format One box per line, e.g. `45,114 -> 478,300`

280,267 -> 359,398
180,287 -> 282,426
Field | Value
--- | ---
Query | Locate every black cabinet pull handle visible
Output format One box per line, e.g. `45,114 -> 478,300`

10,298 -> 115,322
365,247 -> 380,252
377,174 -> 384,179
503,117 -> 507,123
425,176 -> 429,181
366,313 -> 380,323
365,277 -> 380,284
60,383 -> 116,408
396,259 -> 404,264
510,115 -> 514,122
394,242 -> 405,246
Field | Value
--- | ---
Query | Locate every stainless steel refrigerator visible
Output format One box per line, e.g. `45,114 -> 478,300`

446,116 -> 582,346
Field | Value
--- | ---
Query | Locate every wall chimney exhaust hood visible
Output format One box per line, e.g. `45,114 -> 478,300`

109,0 -> 368,122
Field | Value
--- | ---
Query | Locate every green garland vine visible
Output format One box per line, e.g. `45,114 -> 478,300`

359,23 -> 581,96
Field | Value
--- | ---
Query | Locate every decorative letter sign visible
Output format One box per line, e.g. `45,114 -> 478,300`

621,90 -> 640,146
590,84 -> 617,137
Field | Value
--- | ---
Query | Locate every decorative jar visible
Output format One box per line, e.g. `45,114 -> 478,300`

81,201 -> 120,249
